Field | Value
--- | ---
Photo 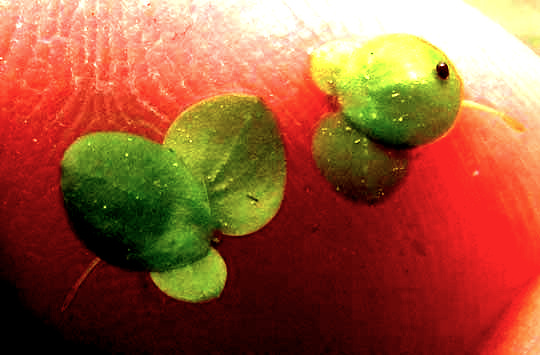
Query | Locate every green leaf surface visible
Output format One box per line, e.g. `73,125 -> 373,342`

164,94 -> 286,236
334,34 -> 463,147
150,247 -> 227,303
61,132 -> 214,271
312,113 -> 408,202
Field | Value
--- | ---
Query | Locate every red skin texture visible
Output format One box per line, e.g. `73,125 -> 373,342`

2,1 -> 540,353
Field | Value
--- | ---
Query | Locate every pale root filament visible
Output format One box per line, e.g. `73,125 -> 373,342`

61,257 -> 102,313
461,100 -> 525,132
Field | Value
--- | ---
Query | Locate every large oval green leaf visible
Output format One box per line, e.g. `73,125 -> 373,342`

61,132 -> 214,271
164,94 -> 286,236
150,247 -> 227,303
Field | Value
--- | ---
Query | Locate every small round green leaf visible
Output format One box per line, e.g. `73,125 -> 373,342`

61,132 -> 215,271
312,113 -> 408,202
334,34 -> 463,147
150,247 -> 227,303
164,94 -> 286,236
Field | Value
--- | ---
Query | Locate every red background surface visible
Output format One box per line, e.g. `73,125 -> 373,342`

2,1 -> 540,354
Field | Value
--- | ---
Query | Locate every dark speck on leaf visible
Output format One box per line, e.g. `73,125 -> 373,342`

247,194 -> 259,202
436,62 -> 450,79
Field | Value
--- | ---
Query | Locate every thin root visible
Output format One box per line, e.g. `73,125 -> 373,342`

461,100 -> 525,132
61,257 -> 101,313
